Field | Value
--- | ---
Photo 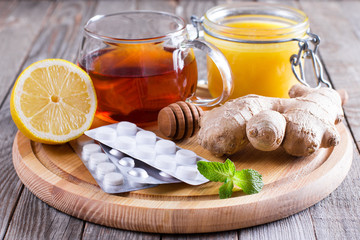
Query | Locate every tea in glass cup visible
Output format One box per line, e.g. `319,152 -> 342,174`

78,11 -> 233,125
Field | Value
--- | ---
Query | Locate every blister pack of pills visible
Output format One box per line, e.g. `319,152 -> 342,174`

99,143 -> 181,184
72,135 -> 178,194
84,121 -> 209,185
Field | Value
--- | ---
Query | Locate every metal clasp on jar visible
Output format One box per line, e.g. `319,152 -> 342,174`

290,32 -> 332,88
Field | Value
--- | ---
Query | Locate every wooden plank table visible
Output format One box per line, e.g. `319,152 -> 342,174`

1,0 -> 359,239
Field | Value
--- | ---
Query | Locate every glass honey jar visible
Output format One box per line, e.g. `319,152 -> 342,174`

191,3 -> 331,99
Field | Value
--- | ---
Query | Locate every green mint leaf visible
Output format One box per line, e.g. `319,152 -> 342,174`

197,159 -> 235,182
224,159 -> 236,175
219,178 -> 234,199
197,158 -> 263,199
233,169 -> 264,194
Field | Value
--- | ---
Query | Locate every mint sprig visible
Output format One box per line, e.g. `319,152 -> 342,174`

197,159 -> 264,199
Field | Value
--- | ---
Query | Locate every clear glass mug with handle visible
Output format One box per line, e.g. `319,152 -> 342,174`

77,11 -> 233,125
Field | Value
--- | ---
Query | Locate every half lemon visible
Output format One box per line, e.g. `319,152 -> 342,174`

10,59 -> 97,144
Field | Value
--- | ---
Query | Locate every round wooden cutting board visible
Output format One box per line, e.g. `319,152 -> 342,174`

12,122 -> 352,234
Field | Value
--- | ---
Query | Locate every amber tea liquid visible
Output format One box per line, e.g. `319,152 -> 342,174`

79,44 -> 197,124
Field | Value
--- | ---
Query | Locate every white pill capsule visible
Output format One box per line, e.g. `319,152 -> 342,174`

128,168 -> 149,178
129,181 -> 146,187
109,149 -> 124,158
89,152 -> 108,171
155,140 -> 176,155
77,135 -> 94,147
81,152 -> 90,161
155,155 -> 176,171
118,157 -> 135,168
103,172 -> 124,186
96,162 -> 116,179
135,131 -> 156,145
136,145 -> 156,160
95,127 -> 116,142
116,121 -> 137,136
115,136 -> 136,151
175,149 -> 197,165
175,166 -> 198,180
159,171 -> 174,178
82,144 -> 101,160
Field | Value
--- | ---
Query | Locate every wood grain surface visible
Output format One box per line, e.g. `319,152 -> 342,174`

299,3 -> 360,239
0,2 -> 54,239
12,122 -> 352,233
1,0 -> 360,239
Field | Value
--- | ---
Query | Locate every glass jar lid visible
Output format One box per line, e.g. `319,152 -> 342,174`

203,3 -> 309,42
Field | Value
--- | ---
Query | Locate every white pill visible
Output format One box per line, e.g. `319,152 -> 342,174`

95,127 -> 116,141
116,121 -> 137,136
136,145 -> 156,160
89,152 -> 108,171
77,135 -> 94,147
159,171 -> 174,178
83,143 -> 101,155
119,157 -> 135,168
135,131 -> 156,145
109,149 -> 124,158
155,140 -> 176,155
175,149 -> 197,165
81,152 -> 90,161
103,172 -> 124,186
129,181 -> 146,187
128,168 -> 149,178
115,136 -> 136,150
175,166 -> 198,180
96,162 -> 116,179
155,155 -> 177,171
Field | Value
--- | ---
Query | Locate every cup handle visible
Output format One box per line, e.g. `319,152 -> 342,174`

183,40 -> 233,107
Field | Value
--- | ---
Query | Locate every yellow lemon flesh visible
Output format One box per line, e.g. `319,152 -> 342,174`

10,59 -> 97,144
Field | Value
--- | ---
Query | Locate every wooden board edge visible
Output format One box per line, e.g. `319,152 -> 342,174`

11,124 -> 353,233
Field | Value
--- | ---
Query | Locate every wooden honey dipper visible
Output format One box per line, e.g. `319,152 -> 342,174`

158,101 -> 204,140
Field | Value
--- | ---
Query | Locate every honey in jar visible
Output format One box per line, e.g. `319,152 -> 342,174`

202,3 -> 309,98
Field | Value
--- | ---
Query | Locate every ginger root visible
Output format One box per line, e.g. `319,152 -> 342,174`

197,84 -> 344,157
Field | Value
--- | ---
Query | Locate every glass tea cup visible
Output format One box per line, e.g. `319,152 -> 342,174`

77,11 -> 233,125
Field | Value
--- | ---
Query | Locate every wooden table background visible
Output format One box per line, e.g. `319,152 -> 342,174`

1,0 -> 360,239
